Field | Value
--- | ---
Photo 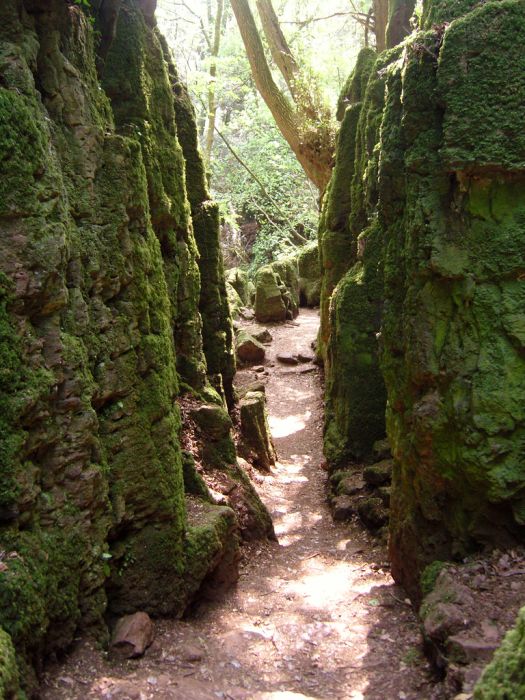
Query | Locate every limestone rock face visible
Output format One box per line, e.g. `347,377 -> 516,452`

380,0 -> 525,597
235,330 -> 266,365
0,0 -> 240,689
297,241 -> 321,307
226,268 -> 254,308
254,267 -> 288,323
254,258 -> 299,323
320,0 -> 525,600
239,391 -> 276,471
320,47 -> 391,464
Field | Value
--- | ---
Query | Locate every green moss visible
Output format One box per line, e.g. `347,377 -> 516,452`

182,451 -> 212,501
0,628 -> 20,699
297,241 -> 321,307
336,47 -> 376,121
0,527 -> 88,686
420,560 -> 447,597
254,265 -> 288,323
422,0 -> 505,26
438,1 -> 525,171
108,523 -> 186,616
0,275 -> 53,516
166,43 -> 236,407
324,223 -> 387,462
226,268 -> 252,307
473,606 -> 525,699
184,498 -> 238,596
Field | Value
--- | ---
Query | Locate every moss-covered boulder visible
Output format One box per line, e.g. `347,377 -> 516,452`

183,497 -> 240,603
473,606 -> 525,699
297,241 -> 321,307
239,391 -> 276,471
226,282 -> 243,319
190,404 -> 233,441
226,268 -> 253,307
235,330 -> 266,365
254,257 -> 299,323
254,267 -> 287,323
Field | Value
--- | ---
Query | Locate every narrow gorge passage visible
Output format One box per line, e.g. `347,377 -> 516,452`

42,310 -> 436,700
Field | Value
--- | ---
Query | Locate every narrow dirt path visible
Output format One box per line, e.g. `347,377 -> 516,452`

42,309 -> 438,700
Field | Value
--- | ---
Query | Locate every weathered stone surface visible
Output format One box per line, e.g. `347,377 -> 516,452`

236,381 -> 266,399
320,0 -> 525,606
337,473 -> 366,496
372,438 -> 391,461
277,354 -> 299,366
447,634 -> 499,665
235,330 -> 265,365
191,405 -> 232,441
332,496 -> 355,521
363,460 -> 393,487
297,353 -> 314,363
254,257 -> 299,323
297,241 -> 321,307
239,391 -> 276,471
357,497 -> 388,529
380,2 -> 525,598
226,282 -> 243,319
181,645 -> 205,663
254,267 -> 287,323
169,58 -> 235,408
111,612 -> 155,658
226,268 -> 252,307
0,0 -> 241,688
245,327 -> 273,344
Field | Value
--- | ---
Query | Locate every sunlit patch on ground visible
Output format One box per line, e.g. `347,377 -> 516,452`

269,410 -> 312,438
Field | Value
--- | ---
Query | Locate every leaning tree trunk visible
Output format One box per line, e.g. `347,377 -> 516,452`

230,0 -> 332,192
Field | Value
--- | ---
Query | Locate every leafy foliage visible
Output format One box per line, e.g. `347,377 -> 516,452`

157,0 -> 368,269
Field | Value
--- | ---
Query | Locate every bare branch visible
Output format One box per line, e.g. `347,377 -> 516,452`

282,11 -> 353,27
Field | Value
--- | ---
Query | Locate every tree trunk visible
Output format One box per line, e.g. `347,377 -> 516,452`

230,0 -> 332,192
373,0 -> 388,52
204,0 -> 225,165
256,0 -> 299,99
386,0 -> 416,48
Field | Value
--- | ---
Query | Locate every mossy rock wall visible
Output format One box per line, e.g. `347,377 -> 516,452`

320,48 -> 394,462
0,0 -> 238,689
380,0 -> 525,598
320,0 -> 525,603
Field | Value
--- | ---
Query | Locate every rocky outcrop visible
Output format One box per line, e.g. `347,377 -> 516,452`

320,47 -> 391,464
320,0 -> 525,600
254,257 -> 299,323
238,391 -> 276,472
0,0 -> 259,690
226,268 -> 254,308
297,241 -> 321,307
381,0 -> 525,598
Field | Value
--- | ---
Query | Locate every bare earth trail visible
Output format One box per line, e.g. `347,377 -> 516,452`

42,309 -> 438,700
